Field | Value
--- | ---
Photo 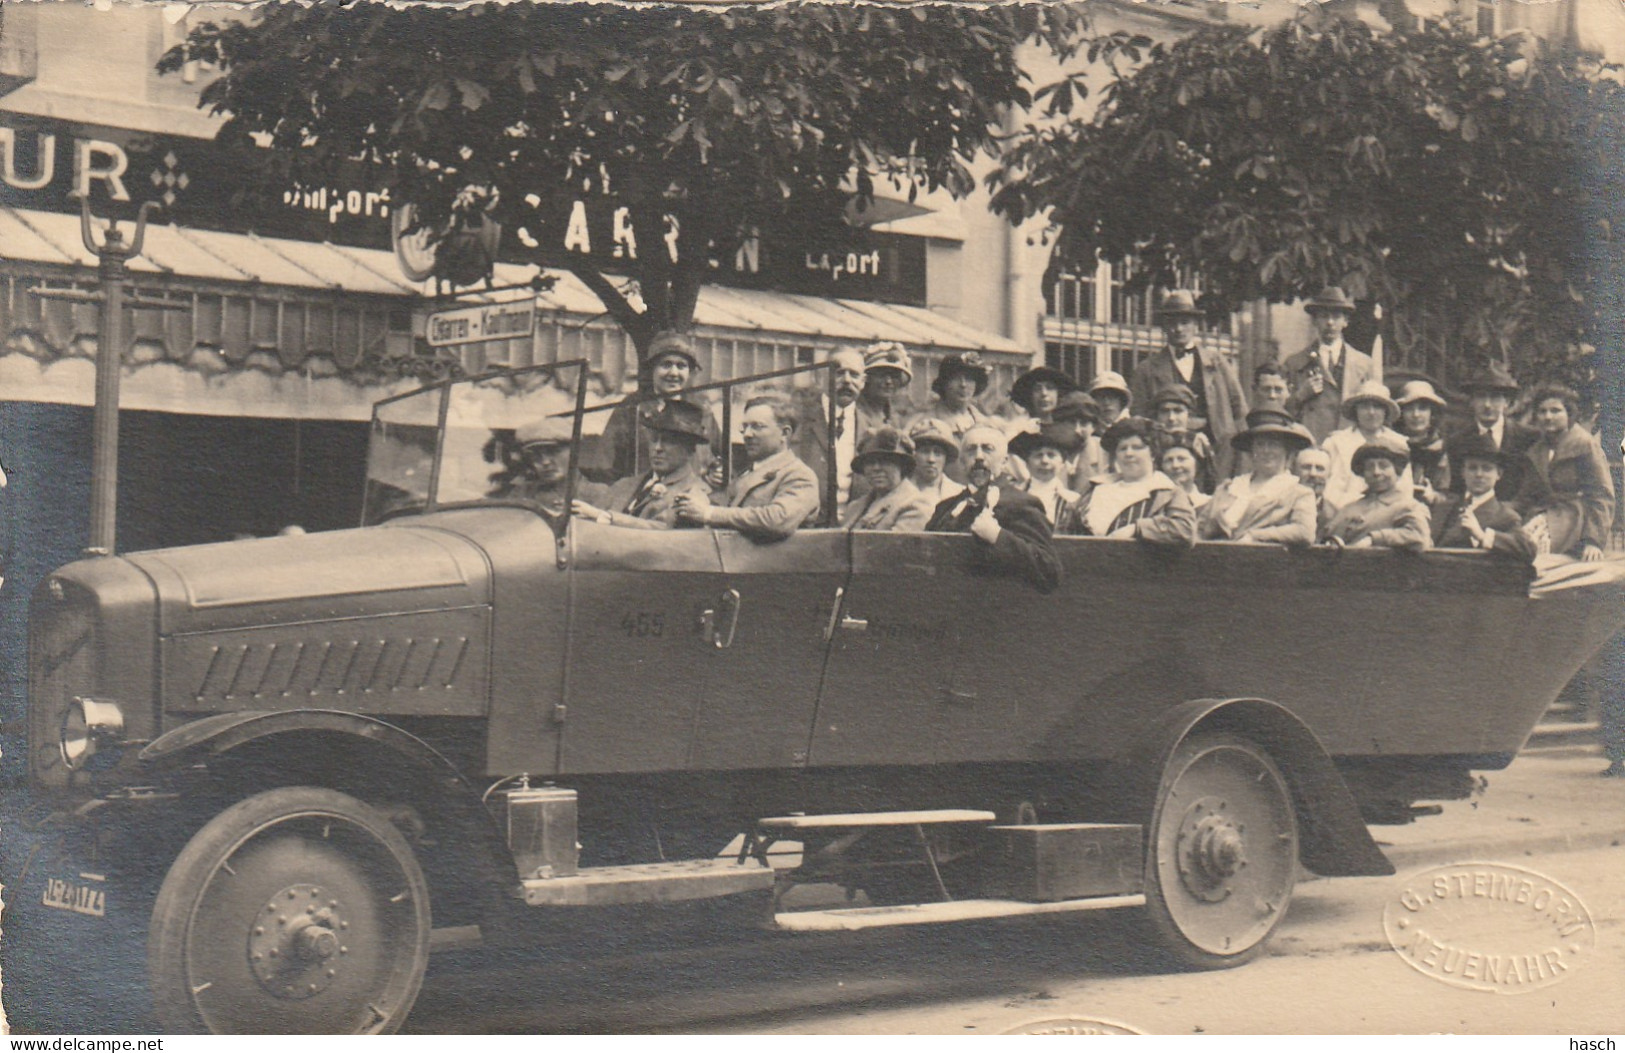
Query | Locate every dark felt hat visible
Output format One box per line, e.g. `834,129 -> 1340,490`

639,399 -> 709,444
1350,438 -> 1411,476
1009,367 -> 1079,413
932,352 -> 990,397
1151,383 -> 1198,410
1306,286 -> 1356,314
1154,289 -> 1204,321
1009,422 -> 1084,461
1232,417 -> 1314,455
1052,390 -> 1101,425
1459,360 -> 1520,395
1450,431 -> 1516,471
852,427 -> 917,477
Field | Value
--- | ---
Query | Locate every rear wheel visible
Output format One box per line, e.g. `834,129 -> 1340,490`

1141,732 -> 1298,969
148,786 -> 431,1034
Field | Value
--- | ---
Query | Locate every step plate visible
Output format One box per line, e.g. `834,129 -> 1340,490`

521,859 -> 775,907
774,893 -> 1147,932
758,809 -> 997,830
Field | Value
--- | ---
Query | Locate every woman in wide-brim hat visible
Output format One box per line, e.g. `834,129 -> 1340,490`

1199,417 -> 1317,544
1321,379 -> 1412,509
920,352 -> 994,480
1066,417 -> 1195,546
1008,366 -> 1079,422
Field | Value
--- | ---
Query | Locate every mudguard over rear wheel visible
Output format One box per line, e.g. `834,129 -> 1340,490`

147,786 -> 431,1034
1141,731 -> 1298,969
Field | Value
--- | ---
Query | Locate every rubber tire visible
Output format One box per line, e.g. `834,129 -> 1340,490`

1140,731 -> 1298,970
147,786 -> 431,1034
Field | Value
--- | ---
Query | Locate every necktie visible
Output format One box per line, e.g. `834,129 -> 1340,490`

625,474 -> 660,517
833,408 -> 847,440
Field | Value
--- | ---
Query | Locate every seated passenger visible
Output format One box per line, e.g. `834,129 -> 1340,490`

675,394 -> 820,541
496,417 -> 605,515
1322,380 -> 1414,510
1009,423 -> 1084,529
1517,383 -> 1616,562
925,423 -> 1062,593
907,418 -> 965,506
1088,370 -> 1133,429
842,428 -> 935,531
1432,434 -> 1535,560
1150,383 -> 1217,493
1053,391 -> 1107,489
1070,417 -> 1196,548
1294,446 -> 1338,542
572,402 -> 715,530
1159,439 -> 1210,512
1322,439 -> 1431,551
1199,410 -> 1317,545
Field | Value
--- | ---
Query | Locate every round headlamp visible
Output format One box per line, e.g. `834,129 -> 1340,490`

60,697 -> 125,771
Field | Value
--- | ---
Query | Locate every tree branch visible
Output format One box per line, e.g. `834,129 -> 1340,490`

567,261 -> 650,346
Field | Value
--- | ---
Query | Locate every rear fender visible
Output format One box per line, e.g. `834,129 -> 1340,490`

1123,698 -> 1394,877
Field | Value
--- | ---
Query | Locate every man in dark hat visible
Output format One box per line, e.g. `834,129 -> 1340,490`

1444,361 -> 1537,505
1282,286 -> 1376,445
676,394 -> 820,540
1129,290 -> 1248,479
1431,433 -> 1534,559
572,401 -> 716,529
1322,438 -> 1431,551
587,329 -> 721,485
925,423 -> 1062,592
841,428 -> 935,531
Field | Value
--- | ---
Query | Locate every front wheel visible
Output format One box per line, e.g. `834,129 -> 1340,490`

1141,732 -> 1298,969
148,786 -> 431,1034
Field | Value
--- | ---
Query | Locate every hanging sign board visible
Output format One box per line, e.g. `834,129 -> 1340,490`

426,300 -> 536,348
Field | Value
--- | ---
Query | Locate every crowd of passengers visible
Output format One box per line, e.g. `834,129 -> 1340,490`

502,288 -> 1616,580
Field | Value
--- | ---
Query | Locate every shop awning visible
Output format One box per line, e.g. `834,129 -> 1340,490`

1,206 -> 1019,353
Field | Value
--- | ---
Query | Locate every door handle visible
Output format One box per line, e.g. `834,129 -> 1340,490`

839,616 -> 868,632
823,586 -> 845,642
702,588 -> 742,649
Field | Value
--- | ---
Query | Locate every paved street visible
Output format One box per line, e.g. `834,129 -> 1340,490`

405,751 -> 1625,1035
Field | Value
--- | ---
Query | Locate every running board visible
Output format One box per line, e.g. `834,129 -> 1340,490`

773,893 -> 1146,932
520,859 -> 775,907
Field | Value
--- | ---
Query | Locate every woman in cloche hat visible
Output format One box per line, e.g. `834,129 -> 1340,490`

1067,416 -> 1196,547
841,427 -> 936,532
1320,378 -> 1413,510
1198,409 -> 1318,545
1322,437 -> 1431,551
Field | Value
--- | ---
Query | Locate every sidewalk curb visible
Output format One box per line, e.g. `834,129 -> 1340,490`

1379,826 -> 1625,872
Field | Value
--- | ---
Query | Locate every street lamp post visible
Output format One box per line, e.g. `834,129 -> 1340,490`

30,197 -> 181,557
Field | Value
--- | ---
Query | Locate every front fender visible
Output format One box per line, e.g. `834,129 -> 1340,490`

139,709 -> 474,793
1121,697 -> 1394,878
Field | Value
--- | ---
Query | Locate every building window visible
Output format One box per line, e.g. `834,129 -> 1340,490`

1045,341 -> 1096,388
1049,270 -> 1096,322
1475,0 -> 1497,37
1110,346 -> 1147,378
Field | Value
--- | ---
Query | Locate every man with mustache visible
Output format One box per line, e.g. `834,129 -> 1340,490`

925,423 -> 1062,592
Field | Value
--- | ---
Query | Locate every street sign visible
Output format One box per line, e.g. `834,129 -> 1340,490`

427,300 -> 536,348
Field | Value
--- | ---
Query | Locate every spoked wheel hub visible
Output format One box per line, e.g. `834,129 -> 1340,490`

247,884 -> 350,999
1176,798 -> 1247,902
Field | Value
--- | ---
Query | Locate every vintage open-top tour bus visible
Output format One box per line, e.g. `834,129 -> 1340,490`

14,361 -> 1625,1033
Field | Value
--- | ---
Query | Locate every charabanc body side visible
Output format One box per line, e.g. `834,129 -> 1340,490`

15,363 -> 1625,1034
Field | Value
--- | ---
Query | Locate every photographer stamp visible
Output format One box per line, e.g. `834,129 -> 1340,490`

1382,862 -> 1595,993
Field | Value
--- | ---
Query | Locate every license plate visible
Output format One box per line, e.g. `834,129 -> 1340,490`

41,873 -> 107,918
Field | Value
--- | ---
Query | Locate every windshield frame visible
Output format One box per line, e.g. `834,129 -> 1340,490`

362,359 -> 591,534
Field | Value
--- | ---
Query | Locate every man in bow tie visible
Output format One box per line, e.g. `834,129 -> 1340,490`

925,423 -> 1061,592
676,394 -> 820,540
1282,286 -> 1376,445
1129,290 -> 1248,479
572,401 -> 716,529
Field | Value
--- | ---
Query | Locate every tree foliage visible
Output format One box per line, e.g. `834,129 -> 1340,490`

163,3 -> 1083,358
991,13 -> 1625,393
